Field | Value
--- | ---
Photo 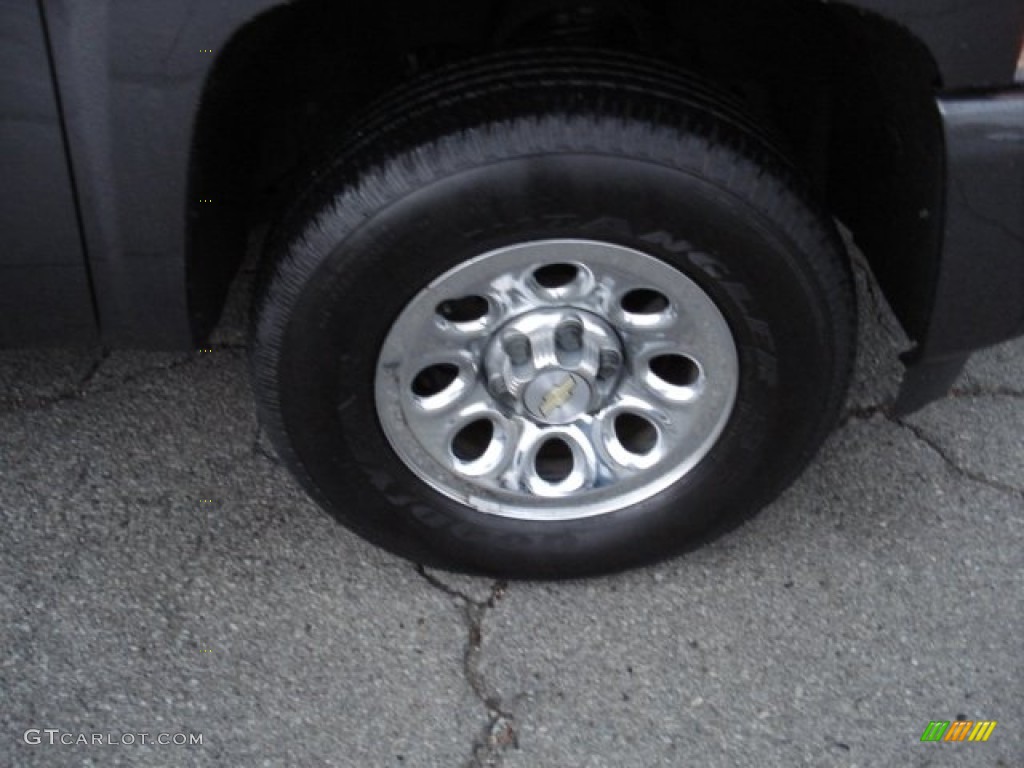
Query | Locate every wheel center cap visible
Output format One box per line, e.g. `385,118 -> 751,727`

523,370 -> 591,424
483,307 -> 623,425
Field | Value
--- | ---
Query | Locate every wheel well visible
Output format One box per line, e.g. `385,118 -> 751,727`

188,0 -> 943,344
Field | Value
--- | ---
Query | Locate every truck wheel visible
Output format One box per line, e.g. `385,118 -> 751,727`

249,52 -> 855,578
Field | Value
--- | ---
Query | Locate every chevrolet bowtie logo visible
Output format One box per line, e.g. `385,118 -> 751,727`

539,376 -> 577,417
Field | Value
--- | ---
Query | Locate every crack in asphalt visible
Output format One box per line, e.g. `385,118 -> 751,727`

0,351 -> 194,414
838,401 -> 893,429
840,399 -> 1024,500
950,383 -> 1024,400
415,565 -> 517,768
893,416 -> 1024,500
0,347 -> 110,413
0,345 -> 248,414
839,379 -> 1024,429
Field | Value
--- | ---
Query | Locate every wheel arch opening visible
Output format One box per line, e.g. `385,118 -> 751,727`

185,0 -> 408,344
186,0 -> 944,347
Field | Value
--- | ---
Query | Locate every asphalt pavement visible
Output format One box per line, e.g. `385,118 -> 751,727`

1,256 -> 1021,767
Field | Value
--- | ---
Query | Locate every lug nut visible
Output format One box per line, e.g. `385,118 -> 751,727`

487,370 -> 518,410
489,372 -> 509,394
555,320 -> 583,352
503,333 -> 531,366
598,349 -> 622,380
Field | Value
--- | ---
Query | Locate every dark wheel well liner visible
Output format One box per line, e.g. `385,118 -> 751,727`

188,0 -> 942,348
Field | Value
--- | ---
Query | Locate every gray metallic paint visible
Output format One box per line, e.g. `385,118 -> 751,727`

0,0 -> 95,345
932,91 -> 1024,353
849,0 -> 1023,88
41,0 -> 277,347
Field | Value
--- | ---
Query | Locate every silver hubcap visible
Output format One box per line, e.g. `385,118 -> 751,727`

374,240 -> 739,521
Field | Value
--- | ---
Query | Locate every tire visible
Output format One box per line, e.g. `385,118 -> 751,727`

250,51 -> 855,578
